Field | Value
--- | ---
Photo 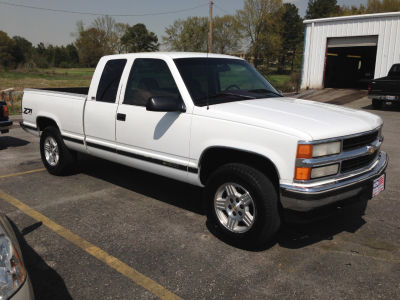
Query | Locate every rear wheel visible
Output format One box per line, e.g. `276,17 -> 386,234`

40,126 -> 76,175
372,99 -> 383,109
205,163 -> 281,247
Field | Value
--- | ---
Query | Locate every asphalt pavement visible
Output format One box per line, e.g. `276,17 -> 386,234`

0,94 -> 399,299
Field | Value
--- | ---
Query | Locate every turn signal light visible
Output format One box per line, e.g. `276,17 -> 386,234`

3,105 -> 9,117
296,144 -> 313,159
294,167 -> 311,181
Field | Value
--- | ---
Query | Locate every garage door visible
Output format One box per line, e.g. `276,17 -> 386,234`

324,36 -> 378,89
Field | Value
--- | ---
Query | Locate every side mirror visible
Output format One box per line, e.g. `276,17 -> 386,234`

146,97 -> 186,112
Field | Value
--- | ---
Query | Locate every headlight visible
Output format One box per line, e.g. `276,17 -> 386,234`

312,141 -> 341,157
0,234 -> 26,299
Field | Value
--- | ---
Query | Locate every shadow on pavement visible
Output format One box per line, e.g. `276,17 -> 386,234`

8,218 -> 73,300
0,136 -> 29,150
77,155 -> 367,252
79,154 -> 205,215
362,103 -> 400,111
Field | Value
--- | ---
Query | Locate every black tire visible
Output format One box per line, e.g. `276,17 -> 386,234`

40,126 -> 76,175
205,163 -> 281,247
372,99 -> 383,109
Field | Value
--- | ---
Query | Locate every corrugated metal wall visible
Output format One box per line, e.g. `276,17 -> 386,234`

301,13 -> 400,89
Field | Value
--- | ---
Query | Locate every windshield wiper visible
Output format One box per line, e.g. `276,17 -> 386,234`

198,92 -> 256,102
248,89 -> 283,97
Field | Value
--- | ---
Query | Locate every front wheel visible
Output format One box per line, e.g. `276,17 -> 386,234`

40,126 -> 76,175
205,163 -> 281,247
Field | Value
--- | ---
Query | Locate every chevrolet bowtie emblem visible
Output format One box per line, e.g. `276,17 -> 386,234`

367,145 -> 377,154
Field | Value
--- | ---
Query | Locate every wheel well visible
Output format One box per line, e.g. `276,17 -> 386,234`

199,147 -> 280,188
36,117 -> 58,131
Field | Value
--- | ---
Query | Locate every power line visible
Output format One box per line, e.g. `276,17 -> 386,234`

0,1 -> 208,17
214,3 -> 230,15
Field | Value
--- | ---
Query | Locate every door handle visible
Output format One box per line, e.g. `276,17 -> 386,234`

117,113 -> 126,121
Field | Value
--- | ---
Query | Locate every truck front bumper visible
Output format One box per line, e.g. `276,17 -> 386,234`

0,120 -> 12,133
280,151 -> 388,212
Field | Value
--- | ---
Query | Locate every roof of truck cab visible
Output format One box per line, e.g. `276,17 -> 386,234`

101,52 -> 243,60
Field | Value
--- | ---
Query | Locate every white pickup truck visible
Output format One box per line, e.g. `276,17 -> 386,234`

21,53 -> 387,246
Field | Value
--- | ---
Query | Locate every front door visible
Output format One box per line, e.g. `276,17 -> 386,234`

115,58 -> 191,175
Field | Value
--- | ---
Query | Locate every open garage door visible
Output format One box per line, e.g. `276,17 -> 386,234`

324,36 -> 378,89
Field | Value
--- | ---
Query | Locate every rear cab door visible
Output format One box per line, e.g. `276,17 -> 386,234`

84,57 -> 127,156
115,55 -> 195,181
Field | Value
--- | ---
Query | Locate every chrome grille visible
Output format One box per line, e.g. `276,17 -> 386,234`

341,153 -> 378,173
343,130 -> 379,151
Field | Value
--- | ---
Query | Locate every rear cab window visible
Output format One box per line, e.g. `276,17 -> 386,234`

96,59 -> 127,103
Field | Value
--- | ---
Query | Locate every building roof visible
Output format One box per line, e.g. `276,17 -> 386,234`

304,11 -> 400,24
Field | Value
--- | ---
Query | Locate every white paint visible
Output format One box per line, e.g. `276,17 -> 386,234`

301,12 -> 400,89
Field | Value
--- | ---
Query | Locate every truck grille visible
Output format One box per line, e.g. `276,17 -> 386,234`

342,130 -> 379,151
341,153 -> 378,173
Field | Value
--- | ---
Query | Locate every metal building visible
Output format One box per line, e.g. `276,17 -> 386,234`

301,12 -> 400,90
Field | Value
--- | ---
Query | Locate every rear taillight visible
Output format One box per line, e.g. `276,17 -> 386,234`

368,83 -> 372,93
3,105 -> 9,117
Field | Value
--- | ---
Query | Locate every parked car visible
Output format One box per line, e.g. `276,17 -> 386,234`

369,63 -> 400,109
20,53 -> 388,246
0,101 -> 12,134
0,214 -> 34,299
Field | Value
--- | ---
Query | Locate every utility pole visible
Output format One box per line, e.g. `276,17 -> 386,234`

208,0 -> 213,53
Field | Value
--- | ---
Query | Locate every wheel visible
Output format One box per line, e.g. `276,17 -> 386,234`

205,163 -> 281,247
40,126 -> 76,175
372,99 -> 383,109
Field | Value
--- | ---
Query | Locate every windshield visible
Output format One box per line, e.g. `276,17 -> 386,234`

174,58 -> 282,106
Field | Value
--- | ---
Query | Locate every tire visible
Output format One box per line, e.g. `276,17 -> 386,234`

40,126 -> 76,175
372,99 -> 383,109
205,163 -> 281,247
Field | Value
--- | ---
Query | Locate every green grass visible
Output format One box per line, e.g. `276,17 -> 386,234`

0,68 -> 94,91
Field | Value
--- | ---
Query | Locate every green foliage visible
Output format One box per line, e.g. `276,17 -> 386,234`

236,0 -> 284,68
75,28 -> 107,67
279,3 -> 303,72
367,0 -> 400,13
305,0 -> 340,19
120,23 -> 159,52
212,15 -> 242,54
0,31 -> 16,69
163,17 -> 208,52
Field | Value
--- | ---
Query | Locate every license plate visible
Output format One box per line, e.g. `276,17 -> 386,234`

372,174 -> 385,197
385,95 -> 397,101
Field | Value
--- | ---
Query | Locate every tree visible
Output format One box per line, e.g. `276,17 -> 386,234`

120,23 -> 159,53
12,36 -> 33,65
91,15 -> 119,53
279,3 -> 303,72
305,0 -> 340,19
236,0 -> 283,68
367,0 -> 400,13
0,30 -> 16,69
162,17 -> 208,52
75,28 -> 108,67
213,15 -> 242,54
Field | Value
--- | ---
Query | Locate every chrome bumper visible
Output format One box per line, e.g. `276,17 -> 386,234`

280,151 -> 388,212
0,120 -> 12,133
368,95 -> 399,100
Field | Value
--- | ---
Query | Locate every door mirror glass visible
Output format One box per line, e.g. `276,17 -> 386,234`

146,97 -> 186,112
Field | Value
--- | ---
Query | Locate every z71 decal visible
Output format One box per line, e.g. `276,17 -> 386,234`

23,107 -> 32,115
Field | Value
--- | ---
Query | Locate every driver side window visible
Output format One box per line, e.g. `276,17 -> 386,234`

123,59 -> 182,106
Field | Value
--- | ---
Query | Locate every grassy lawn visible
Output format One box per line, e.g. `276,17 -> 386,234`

267,74 -> 291,90
0,68 -> 94,91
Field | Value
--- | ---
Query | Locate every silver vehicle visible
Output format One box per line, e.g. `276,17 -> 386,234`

0,214 -> 34,300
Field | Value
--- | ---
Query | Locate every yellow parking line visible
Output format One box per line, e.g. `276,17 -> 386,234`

0,189 -> 182,300
0,168 -> 46,179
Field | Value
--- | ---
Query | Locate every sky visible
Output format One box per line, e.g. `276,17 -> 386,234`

0,0 -> 368,46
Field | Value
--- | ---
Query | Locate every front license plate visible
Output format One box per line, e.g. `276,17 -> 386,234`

372,174 -> 385,197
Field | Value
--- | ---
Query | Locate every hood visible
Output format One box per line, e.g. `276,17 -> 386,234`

194,97 -> 382,141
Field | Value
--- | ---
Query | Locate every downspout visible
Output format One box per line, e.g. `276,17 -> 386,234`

307,22 -> 315,89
